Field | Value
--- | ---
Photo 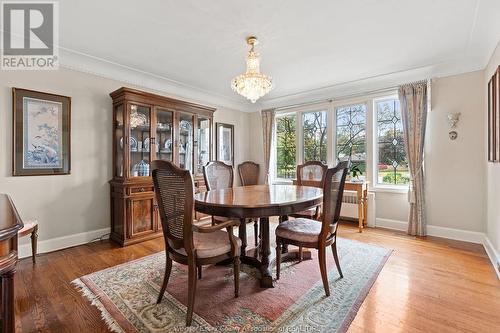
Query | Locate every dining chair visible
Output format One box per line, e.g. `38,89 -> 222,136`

203,161 -> 234,226
290,161 -> 328,221
19,219 -> 38,264
237,161 -> 260,246
152,160 -> 241,326
275,161 -> 350,297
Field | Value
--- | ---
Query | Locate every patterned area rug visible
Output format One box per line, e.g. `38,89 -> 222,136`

73,238 -> 391,333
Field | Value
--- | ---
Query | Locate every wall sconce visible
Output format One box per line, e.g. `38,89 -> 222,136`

447,112 -> 460,140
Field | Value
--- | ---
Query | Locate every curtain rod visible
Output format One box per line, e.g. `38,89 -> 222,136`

270,79 -> 431,112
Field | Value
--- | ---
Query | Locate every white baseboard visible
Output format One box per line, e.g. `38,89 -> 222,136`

375,218 -> 499,279
19,227 -> 110,259
375,218 -> 408,232
483,236 -> 500,279
375,218 -> 484,243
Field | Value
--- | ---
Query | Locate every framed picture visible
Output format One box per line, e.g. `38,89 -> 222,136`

12,88 -> 71,176
216,122 -> 234,166
488,66 -> 500,162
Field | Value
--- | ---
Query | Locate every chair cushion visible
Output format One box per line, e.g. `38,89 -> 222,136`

276,218 -> 322,243
169,230 -> 241,258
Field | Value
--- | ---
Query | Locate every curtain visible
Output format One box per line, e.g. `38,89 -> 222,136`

261,109 -> 276,184
399,81 -> 428,236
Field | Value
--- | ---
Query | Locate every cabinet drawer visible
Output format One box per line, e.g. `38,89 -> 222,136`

130,186 -> 154,194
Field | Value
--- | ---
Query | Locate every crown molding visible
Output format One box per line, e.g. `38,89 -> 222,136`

259,57 -> 485,109
58,47 -> 260,113
58,47 -> 486,114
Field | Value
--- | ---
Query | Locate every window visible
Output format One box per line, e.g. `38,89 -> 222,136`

375,98 -> 409,185
335,104 -> 367,175
302,111 -> 327,163
275,114 -> 296,179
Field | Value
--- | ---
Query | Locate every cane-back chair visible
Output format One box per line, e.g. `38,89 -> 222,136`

291,161 -> 328,220
276,161 -> 350,296
152,160 -> 241,326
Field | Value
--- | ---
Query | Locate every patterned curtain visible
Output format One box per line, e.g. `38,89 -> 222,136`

399,81 -> 428,236
261,109 -> 276,184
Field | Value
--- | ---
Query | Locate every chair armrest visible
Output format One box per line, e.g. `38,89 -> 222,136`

193,219 -> 240,233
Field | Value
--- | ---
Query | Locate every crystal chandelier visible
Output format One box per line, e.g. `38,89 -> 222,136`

231,36 -> 273,103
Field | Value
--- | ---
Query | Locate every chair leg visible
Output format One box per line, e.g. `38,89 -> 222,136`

31,225 -> 38,264
157,255 -> 172,304
298,246 -> 303,262
233,256 -> 240,297
197,265 -> 202,280
331,242 -> 343,278
276,241 -> 282,280
254,220 -> 258,246
186,261 -> 197,326
318,247 -> 330,297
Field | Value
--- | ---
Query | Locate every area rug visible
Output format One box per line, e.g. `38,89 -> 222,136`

72,238 -> 391,333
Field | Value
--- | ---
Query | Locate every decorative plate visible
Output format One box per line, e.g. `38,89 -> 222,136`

120,137 -> 138,151
164,139 -> 172,151
143,137 -> 150,152
180,120 -> 192,131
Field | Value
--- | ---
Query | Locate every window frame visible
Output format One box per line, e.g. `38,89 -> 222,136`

372,95 -> 410,191
271,92 -> 409,193
274,111 -> 298,183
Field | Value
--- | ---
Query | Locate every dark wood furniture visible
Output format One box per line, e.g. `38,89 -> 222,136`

238,161 -> 260,186
109,87 -> 215,246
291,161 -> 328,220
194,184 -> 323,288
151,161 -> 240,326
237,161 -> 261,245
18,219 -> 38,264
0,194 -> 23,333
204,161 -> 260,246
276,161 -> 350,296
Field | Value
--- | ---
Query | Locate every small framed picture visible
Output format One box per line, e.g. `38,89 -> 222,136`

12,88 -> 71,176
216,122 -> 234,166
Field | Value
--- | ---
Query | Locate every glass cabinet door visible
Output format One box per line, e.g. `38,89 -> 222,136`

178,113 -> 194,172
155,108 -> 173,162
196,116 -> 211,175
129,104 -> 152,177
114,104 -> 124,177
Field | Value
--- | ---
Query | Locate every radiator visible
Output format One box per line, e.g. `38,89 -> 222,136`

340,191 -> 376,227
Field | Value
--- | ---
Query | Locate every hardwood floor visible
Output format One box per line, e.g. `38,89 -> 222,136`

14,222 -> 500,333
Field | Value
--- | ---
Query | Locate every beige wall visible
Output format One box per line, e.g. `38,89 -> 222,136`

485,41 -> 500,259
0,68 -> 250,249
426,71 -> 486,231
248,70 -> 487,232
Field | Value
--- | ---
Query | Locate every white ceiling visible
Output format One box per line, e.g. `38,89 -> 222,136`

59,0 -> 500,110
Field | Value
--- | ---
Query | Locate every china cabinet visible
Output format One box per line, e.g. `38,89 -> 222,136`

109,87 -> 215,246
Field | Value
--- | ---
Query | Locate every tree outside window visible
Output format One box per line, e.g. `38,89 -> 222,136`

376,98 -> 409,185
303,111 -> 327,163
336,104 -> 367,175
275,114 -> 296,179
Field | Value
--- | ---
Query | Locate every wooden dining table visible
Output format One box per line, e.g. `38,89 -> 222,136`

194,184 -> 323,288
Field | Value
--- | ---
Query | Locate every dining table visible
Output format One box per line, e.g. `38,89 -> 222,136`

194,184 -> 323,288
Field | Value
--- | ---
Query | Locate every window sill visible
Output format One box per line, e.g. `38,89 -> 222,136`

272,179 -> 293,185
371,186 -> 409,194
